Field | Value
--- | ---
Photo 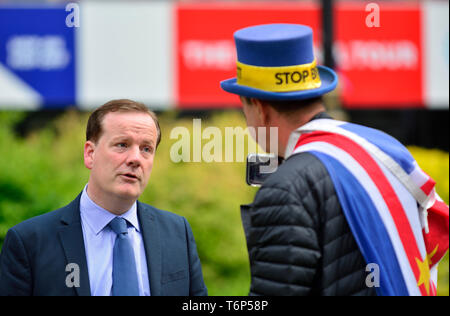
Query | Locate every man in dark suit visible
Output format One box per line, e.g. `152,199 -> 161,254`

0,99 -> 208,296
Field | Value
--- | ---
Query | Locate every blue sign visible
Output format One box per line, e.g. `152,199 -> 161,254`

0,6 -> 76,108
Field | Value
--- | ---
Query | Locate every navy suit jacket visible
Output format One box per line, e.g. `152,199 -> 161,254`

0,194 -> 208,296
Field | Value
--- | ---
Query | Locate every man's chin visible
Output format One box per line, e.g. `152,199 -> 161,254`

114,186 -> 141,202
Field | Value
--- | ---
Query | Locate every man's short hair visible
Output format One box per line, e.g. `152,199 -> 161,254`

86,99 -> 161,148
242,96 -> 324,116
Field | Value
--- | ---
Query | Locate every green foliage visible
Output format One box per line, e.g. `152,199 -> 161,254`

0,110 -> 448,296
0,110 -> 90,244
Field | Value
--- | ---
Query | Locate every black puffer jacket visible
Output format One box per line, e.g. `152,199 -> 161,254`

241,119 -> 377,296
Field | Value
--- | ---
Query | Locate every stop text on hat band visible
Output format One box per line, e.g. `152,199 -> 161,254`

236,59 -> 322,92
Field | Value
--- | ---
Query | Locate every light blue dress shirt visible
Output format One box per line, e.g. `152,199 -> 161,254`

79,185 -> 151,296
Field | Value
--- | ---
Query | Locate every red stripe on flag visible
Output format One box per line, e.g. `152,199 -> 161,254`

295,132 -> 428,295
420,178 -> 436,196
425,200 -> 450,268
430,281 -> 437,296
430,199 -> 450,219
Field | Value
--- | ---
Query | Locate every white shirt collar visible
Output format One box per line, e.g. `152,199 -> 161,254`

80,185 -> 140,235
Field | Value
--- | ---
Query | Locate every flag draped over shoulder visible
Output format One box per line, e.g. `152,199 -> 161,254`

285,119 -> 449,296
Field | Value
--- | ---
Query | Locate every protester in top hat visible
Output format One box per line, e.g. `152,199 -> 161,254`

221,23 -> 449,296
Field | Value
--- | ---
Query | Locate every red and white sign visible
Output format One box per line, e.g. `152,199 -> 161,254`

1,1 -> 446,110
175,1 -> 446,109
175,2 -> 321,108
335,2 -> 423,108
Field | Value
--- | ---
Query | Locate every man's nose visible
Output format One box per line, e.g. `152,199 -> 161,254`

126,146 -> 141,167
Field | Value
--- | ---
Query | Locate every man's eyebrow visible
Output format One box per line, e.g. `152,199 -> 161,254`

110,135 -> 129,142
111,136 -> 154,145
141,139 -> 155,146
109,133 -> 154,142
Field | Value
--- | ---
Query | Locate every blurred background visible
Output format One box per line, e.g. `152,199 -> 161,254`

0,0 -> 448,295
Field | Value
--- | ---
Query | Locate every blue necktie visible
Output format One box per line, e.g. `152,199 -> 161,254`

108,217 -> 140,296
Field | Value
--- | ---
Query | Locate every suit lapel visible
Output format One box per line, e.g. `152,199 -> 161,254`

137,202 -> 162,296
58,194 -> 91,296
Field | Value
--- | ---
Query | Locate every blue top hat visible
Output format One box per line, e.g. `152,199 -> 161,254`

220,24 -> 337,101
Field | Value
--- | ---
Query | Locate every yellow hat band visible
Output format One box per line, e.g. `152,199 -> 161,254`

236,59 -> 322,92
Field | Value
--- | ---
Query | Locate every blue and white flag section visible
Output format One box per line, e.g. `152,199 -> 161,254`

0,6 -> 75,109
286,119 -> 449,296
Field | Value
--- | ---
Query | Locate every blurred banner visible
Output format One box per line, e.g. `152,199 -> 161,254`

0,1 -> 448,110
335,2 -> 422,108
76,1 -> 173,111
0,5 -> 76,109
176,2 -> 320,108
422,1 -> 450,109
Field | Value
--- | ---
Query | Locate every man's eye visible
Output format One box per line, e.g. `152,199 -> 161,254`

143,146 -> 153,153
117,143 -> 127,148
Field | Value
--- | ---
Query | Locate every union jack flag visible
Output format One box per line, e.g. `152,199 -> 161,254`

285,119 -> 449,296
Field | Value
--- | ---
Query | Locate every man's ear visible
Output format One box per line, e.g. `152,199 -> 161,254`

84,140 -> 96,170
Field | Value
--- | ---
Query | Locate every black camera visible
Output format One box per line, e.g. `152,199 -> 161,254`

246,153 -> 281,186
